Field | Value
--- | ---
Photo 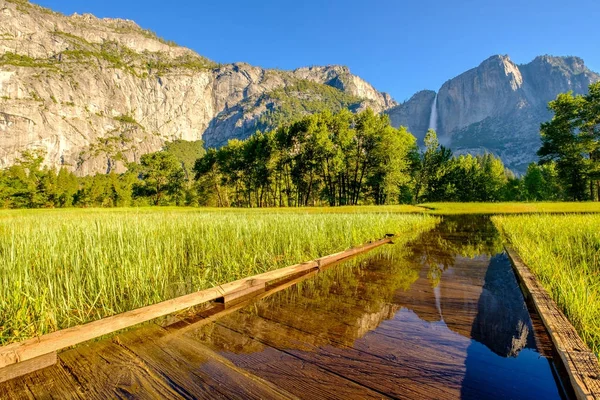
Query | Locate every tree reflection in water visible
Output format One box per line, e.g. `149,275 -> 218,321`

190,215 -> 565,399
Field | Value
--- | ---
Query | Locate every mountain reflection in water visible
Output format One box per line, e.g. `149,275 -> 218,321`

191,215 -> 568,400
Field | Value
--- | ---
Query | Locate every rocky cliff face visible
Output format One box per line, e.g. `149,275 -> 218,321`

386,90 -> 436,142
2,1 -> 599,176
0,0 -> 394,174
388,55 -> 600,173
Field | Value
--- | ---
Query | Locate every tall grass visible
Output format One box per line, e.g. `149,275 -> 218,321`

0,208 -> 437,344
492,214 -> 600,355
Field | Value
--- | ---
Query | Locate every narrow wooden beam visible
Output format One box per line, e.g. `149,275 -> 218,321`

505,247 -> 600,400
0,352 -> 57,384
164,270 -> 321,337
0,237 -> 392,373
222,281 -> 266,306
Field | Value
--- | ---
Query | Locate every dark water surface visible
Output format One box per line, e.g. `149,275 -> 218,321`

192,215 -> 571,399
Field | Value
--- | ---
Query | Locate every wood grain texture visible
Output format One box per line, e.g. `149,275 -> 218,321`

222,281 -> 266,305
58,339 -> 184,400
506,246 -> 600,400
164,270 -> 320,337
184,321 -> 389,400
0,360 -> 82,400
117,323 -> 295,399
216,310 -> 459,399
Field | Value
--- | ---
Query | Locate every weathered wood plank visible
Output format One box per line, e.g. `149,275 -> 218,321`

164,270 -> 320,337
184,321 -> 389,399
506,247 -> 600,400
214,311 -> 458,399
222,281 -> 266,306
58,340 -> 185,399
117,323 -> 295,399
0,361 -> 82,400
0,238 -> 391,372
0,351 -> 57,384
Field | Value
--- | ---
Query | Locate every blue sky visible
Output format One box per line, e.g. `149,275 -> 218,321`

33,0 -> 600,102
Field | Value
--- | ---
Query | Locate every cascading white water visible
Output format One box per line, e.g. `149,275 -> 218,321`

434,284 -> 444,322
428,93 -> 438,132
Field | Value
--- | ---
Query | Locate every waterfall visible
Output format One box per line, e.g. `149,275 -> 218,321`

434,284 -> 444,322
428,93 -> 438,132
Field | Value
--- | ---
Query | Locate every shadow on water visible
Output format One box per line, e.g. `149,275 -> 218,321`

189,214 -> 573,399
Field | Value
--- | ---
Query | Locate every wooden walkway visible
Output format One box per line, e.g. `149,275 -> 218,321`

0,245 -> 570,399
507,247 -> 600,400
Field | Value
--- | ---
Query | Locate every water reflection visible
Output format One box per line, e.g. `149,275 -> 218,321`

416,215 -> 504,282
189,215 -> 568,399
470,253 -> 535,358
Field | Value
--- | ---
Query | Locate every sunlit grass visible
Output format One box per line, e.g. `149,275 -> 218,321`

492,214 -> 600,355
422,202 -> 600,214
0,208 -> 437,344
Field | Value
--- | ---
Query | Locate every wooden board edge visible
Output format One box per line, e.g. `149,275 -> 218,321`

505,246 -> 600,400
221,282 -> 267,306
0,352 -> 57,384
0,236 -> 393,372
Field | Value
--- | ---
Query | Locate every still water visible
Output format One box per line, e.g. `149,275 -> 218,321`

192,215 -> 571,399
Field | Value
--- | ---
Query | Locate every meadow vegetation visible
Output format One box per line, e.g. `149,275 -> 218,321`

0,208 -> 437,344
492,214 -> 600,355
421,202 -> 600,214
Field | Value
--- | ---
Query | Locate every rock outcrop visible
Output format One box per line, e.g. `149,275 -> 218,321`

388,55 -> 600,173
292,65 -> 396,110
0,0 -> 394,174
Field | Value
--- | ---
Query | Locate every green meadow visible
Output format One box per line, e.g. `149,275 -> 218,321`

0,208 -> 437,345
1,203 -> 599,354
493,214 -> 600,355
421,202 -> 600,214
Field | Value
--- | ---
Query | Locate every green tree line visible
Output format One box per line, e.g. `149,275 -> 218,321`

0,82 -> 598,208
194,109 -> 414,207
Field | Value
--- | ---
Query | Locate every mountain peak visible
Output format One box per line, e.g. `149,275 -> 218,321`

527,55 -> 590,75
479,54 -> 515,68
388,53 -> 599,173
483,54 -> 512,62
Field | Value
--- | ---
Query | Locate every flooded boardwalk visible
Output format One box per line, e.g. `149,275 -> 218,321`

0,216 -> 572,399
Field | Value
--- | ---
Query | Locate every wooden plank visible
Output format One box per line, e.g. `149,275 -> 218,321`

58,339 -> 184,399
0,351 -> 56,384
314,239 -> 390,269
242,294 -> 561,399
525,296 -> 556,358
506,247 -> 600,400
117,324 -> 295,400
228,251 -> 563,399
215,310 -> 458,399
184,320 -> 389,399
165,270 -> 320,337
0,280 -> 257,370
0,361 -> 82,400
0,237 -> 391,372
222,281 -> 266,306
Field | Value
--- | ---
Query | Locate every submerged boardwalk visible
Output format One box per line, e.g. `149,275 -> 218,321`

0,216 -> 572,399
